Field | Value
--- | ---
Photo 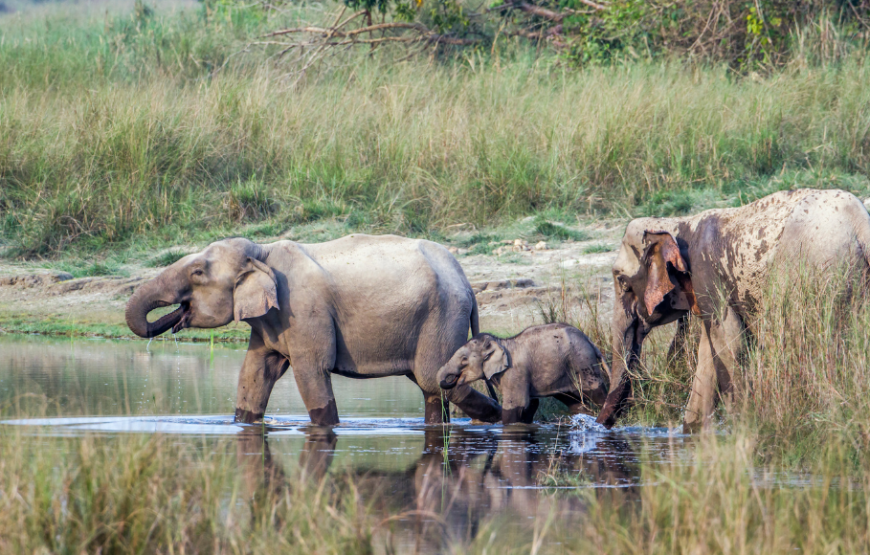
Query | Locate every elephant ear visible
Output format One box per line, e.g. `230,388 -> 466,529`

482,337 -> 511,380
642,231 -> 698,316
233,258 -> 279,322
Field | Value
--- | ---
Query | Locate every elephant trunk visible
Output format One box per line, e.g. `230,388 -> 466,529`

596,358 -> 632,429
596,312 -> 644,429
125,272 -> 186,338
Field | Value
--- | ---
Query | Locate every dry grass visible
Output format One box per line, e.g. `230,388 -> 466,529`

0,428 -> 375,554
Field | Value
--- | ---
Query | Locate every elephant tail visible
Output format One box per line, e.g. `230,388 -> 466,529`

470,293 -> 480,337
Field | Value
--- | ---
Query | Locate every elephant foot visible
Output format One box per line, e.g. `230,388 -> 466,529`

234,408 -> 265,424
424,395 -> 450,425
308,399 -> 340,426
502,407 -> 523,425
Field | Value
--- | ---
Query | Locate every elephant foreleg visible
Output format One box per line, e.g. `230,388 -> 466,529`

424,391 -> 450,425
501,385 -> 530,425
683,309 -> 743,432
683,321 -> 718,432
235,333 -> 289,424
707,306 -> 745,409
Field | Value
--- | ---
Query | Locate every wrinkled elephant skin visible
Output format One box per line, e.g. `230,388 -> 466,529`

597,189 -> 870,431
126,235 -> 501,426
438,323 -> 609,424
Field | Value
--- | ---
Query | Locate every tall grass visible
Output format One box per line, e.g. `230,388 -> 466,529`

4,411 -> 870,553
2,4 -> 870,256
574,431 -> 870,554
0,429 -> 375,553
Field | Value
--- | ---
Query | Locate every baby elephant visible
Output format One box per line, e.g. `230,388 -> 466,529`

437,323 -> 609,424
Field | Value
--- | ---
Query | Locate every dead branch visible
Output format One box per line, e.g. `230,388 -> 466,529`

508,24 -> 563,40
576,0 -> 606,10
514,2 -> 568,21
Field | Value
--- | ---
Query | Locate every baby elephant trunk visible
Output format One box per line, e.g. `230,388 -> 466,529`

437,363 -> 461,390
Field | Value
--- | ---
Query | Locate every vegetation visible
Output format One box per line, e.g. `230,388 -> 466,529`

2,2 -> 870,552
1,1 -> 870,259
5,274 -> 870,553
0,430 -> 376,553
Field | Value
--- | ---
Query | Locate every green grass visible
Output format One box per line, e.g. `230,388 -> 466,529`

1,3 -> 870,258
146,248 -> 190,268
534,217 -> 591,242
40,259 -> 130,278
0,312 -> 250,342
581,243 -> 613,254
2,3 -> 870,551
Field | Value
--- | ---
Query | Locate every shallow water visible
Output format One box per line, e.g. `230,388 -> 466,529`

0,335 -> 692,552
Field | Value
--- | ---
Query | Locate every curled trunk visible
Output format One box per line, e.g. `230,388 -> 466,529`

125,276 -> 184,338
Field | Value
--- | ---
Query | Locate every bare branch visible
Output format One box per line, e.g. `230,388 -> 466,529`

576,0 -> 606,10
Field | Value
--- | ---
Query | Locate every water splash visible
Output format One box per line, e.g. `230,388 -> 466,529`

569,413 -> 608,433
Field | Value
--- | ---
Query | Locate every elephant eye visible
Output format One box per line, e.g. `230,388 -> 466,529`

617,276 -> 631,292
191,269 -> 204,277
483,352 -> 493,361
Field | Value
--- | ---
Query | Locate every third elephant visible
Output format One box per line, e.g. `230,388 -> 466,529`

596,188 -> 870,431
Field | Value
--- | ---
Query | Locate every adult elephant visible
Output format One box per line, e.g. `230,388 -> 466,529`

596,189 -> 870,431
125,235 -> 501,426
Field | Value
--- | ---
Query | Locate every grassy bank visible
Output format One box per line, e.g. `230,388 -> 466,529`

2,411 -> 869,553
1,3 -> 870,258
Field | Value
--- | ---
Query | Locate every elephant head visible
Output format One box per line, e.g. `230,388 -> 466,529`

437,334 -> 509,390
596,222 -> 699,428
125,238 -> 278,338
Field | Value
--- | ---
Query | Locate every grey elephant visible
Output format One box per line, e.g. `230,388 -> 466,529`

437,324 -> 609,424
125,235 -> 501,425
597,189 -> 870,431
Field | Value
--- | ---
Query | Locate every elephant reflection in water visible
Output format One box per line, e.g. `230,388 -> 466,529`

236,427 -> 338,502
236,427 -> 637,553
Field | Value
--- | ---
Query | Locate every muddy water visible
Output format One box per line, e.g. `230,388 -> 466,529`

0,335 -> 691,553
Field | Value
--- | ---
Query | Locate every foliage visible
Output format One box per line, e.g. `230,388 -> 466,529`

1,3 -> 870,259
534,216 -> 590,241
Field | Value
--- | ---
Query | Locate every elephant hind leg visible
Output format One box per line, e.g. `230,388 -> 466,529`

407,374 -> 450,425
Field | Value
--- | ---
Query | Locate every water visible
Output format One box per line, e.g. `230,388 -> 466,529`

0,335 -> 692,552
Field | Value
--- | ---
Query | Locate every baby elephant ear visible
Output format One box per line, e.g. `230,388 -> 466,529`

483,340 -> 511,380
233,258 -> 279,322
